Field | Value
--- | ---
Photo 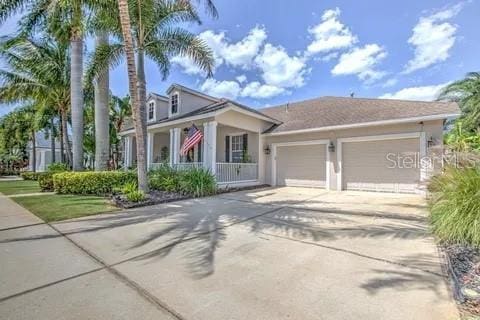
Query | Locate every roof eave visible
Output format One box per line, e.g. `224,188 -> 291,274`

263,113 -> 461,136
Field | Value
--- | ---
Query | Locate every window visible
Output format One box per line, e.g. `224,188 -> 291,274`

170,94 -> 179,115
230,135 -> 244,163
148,101 -> 155,121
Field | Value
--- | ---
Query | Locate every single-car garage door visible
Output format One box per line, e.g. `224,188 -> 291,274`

276,144 -> 326,187
342,137 -> 420,193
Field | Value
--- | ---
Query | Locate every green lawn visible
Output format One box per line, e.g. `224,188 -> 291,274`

0,180 -> 41,195
13,194 -> 118,222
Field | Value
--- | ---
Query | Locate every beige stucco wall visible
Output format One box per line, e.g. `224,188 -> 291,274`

263,119 -> 444,190
216,126 -> 259,163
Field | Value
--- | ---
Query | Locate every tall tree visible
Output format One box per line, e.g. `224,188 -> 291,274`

117,0 -> 148,191
91,0 -> 215,192
439,72 -> 480,133
0,0 -> 110,171
110,94 -> 131,169
94,32 -> 110,170
0,37 -> 72,166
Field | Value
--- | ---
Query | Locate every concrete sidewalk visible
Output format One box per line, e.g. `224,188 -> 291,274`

0,194 -> 177,320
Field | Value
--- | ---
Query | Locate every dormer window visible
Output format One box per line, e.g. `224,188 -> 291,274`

148,101 -> 155,121
170,93 -> 179,115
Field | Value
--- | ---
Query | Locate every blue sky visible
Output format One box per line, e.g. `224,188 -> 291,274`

1,0 -> 479,115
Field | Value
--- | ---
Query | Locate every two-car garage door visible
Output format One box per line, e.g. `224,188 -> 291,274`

273,134 -> 421,193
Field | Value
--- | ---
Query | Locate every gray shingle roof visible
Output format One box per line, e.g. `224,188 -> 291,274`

260,96 -> 460,133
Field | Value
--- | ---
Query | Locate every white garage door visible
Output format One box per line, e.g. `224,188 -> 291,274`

342,138 -> 420,193
276,144 -> 326,187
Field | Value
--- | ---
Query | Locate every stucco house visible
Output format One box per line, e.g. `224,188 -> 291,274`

119,83 -> 460,194
27,131 -> 62,172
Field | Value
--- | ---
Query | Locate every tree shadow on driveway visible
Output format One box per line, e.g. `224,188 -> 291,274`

1,194 -> 438,284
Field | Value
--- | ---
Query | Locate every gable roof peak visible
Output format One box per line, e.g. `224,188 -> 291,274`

166,83 -> 219,102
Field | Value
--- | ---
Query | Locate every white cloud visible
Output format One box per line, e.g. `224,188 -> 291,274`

200,78 -> 241,99
172,26 -> 267,75
403,4 -> 463,74
331,44 -> 387,82
236,74 -> 247,83
254,43 -> 309,88
241,81 -> 285,99
382,78 -> 398,88
221,26 -> 267,68
306,7 -> 357,55
379,82 -> 450,101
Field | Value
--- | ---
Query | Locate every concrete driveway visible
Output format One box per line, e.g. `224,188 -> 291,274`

0,187 -> 458,320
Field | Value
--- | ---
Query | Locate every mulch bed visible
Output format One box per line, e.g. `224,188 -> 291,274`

443,244 -> 480,317
111,190 -> 189,209
111,184 -> 270,209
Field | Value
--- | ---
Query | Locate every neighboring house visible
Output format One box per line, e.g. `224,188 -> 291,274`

27,131 -> 62,172
119,83 -> 460,194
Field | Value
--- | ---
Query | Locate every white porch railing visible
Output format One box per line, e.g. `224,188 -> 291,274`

174,162 -> 203,171
150,162 -> 258,184
216,162 -> 258,184
150,162 -> 203,171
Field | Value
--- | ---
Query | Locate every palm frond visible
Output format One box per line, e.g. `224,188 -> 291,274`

145,27 -> 214,78
85,42 -> 124,87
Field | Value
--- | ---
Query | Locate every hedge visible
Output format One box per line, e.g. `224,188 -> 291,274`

38,172 -> 55,191
53,171 -> 137,195
21,172 -> 41,181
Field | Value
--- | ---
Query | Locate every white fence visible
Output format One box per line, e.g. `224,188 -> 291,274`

216,162 -> 258,184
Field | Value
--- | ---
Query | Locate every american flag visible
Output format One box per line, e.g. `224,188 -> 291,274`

180,124 -> 203,156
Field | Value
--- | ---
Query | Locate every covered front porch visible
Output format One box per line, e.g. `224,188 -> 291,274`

123,118 -> 263,186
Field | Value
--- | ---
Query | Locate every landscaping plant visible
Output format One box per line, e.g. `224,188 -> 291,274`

428,165 -> 480,247
148,165 -> 180,192
179,167 -> 217,197
125,190 -> 145,202
21,172 -> 41,181
53,171 -> 137,195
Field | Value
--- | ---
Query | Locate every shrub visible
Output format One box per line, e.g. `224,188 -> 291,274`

121,181 -> 138,194
179,167 -> 217,197
428,165 -> 480,247
21,171 -> 40,181
126,190 -> 146,202
38,172 -> 54,191
53,171 -> 137,195
148,165 -> 180,192
47,162 -> 70,172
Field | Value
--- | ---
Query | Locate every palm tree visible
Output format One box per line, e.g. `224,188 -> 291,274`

117,0 -> 148,191
0,0 -> 112,171
94,32 -> 110,171
439,72 -> 480,133
0,36 -> 72,166
110,95 -> 132,169
94,0 -> 215,192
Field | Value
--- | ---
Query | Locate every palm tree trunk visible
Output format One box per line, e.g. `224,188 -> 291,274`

118,0 -> 148,192
32,131 -> 36,173
59,114 -> 64,163
71,36 -> 84,171
94,32 -> 110,171
50,117 -> 56,163
61,108 -> 72,166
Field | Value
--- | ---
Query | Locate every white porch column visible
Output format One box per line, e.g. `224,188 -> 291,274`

39,150 -> 46,171
202,121 -> 217,174
29,150 -> 34,171
124,136 -> 132,169
169,128 -> 181,166
147,132 -> 153,169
